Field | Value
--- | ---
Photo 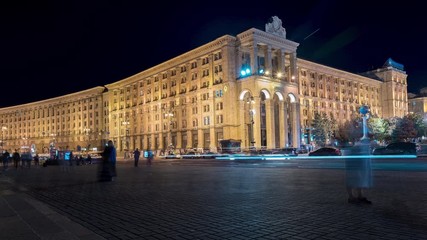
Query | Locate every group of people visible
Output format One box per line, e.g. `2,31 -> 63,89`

98,141 -> 156,181
132,148 -> 153,167
1,150 -> 40,170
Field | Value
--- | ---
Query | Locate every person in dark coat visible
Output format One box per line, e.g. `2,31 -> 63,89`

12,150 -> 20,169
98,140 -> 117,182
2,150 -> 10,170
133,148 -> 140,167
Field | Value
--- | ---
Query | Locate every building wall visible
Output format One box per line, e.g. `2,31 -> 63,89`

408,87 -> 427,121
0,26 -> 409,156
0,87 -> 105,154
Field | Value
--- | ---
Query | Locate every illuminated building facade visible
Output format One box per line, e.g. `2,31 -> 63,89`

409,87 -> 427,120
0,87 -> 106,153
0,17 -> 408,155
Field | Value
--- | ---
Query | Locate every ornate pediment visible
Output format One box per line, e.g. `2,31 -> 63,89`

265,16 -> 286,38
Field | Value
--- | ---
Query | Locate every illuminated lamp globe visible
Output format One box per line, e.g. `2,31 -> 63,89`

359,105 -> 369,115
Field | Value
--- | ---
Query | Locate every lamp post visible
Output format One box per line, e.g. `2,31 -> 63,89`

359,105 -> 370,141
246,96 -> 256,149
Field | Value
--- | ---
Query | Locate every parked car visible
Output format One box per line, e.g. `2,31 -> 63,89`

308,147 -> 342,156
182,152 -> 201,159
164,154 -> 182,159
272,147 -> 298,156
372,142 -> 417,155
297,145 -> 309,154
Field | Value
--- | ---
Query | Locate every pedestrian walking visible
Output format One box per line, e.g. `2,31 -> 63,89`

133,148 -> 140,167
33,154 -> 40,167
2,150 -> 10,170
87,154 -> 92,164
146,150 -> 153,166
12,150 -> 20,169
345,139 -> 373,204
98,140 -> 117,182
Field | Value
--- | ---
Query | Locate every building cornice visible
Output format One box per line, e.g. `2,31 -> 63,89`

298,58 -> 383,87
0,86 -> 105,112
237,28 -> 299,52
106,35 -> 237,89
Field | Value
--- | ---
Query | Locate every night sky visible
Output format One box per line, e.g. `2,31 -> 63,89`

1,0 -> 426,108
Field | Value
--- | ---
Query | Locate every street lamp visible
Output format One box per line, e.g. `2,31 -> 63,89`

359,105 -> 370,141
246,96 -> 256,149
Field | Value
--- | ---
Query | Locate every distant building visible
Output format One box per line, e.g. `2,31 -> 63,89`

408,87 -> 427,120
0,16 -> 409,155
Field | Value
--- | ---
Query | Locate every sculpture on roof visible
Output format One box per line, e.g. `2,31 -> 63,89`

383,58 -> 404,71
265,16 -> 286,38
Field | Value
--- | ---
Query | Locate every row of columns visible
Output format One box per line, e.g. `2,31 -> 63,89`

114,128 -> 219,152
239,41 -> 298,82
240,97 -> 301,150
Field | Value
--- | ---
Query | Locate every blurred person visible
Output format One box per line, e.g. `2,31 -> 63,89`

12,150 -> 20,169
33,154 -> 40,167
146,149 -> 153,166
345,139 -> 373,204
99,140 -> 117,182
133,148 -> 140,167
87,154 -> 92,164
2,150 -> 10,170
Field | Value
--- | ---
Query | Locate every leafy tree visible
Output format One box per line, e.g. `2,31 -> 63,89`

406,113 -> 426,138
311,112 -> 326,146
391,116 -> 417,141
368,116 -> 391,143
311,112 -> 337,146
336,117 -> 362,144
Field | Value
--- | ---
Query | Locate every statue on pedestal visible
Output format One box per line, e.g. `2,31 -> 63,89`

265,16 -> 286,38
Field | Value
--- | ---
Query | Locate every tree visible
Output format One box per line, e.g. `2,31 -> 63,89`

335,117 -> 362,144
311,112 -> 325,146
311,112 -> 337,146
391,116 -> 417,141
368,116 -> 391,143
406,113 -> 426,138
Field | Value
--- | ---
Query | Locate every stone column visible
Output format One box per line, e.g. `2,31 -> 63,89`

143,135 -> 148,149
264,46 -> 272,74
176,131 -> 182,149
250,41 -> 258,75
279,101 -> 286,148
278,49 -> 286,80
253,96 -> 261,149
116,136 -> 121,152
209,127 -> 216,152
291,102 -> 301,148
265,99 -> 276,149
197,129 -> 204,150
290,52 -> 298,83
239,100 -> 248,149
186,130 -> 192,149
135,135 -> 140,150
237,48 -> 243,77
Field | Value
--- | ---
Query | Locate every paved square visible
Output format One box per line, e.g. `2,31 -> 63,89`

3,160 -> 427,239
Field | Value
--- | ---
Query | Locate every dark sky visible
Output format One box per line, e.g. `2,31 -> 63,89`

1,0 -> 426,108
